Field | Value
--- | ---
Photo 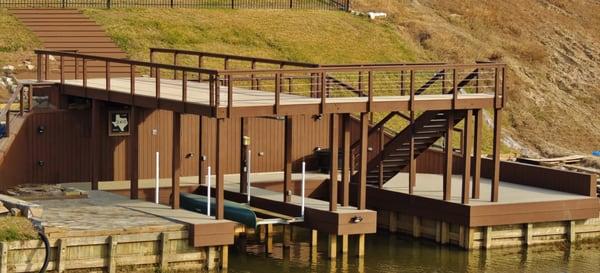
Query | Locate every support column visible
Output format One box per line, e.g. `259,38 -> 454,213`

341,114 -> 351,206
358,113 -> 368,210
130,106 -> 139,199
443,111 -> 454,201
198,116 -> 205,185
462,110 -> 473,204
341,235 -> 349,254
327,234 -> 337,259
240,117 -> 249,193
90,99 -> 100,191
172,112 -> 181,209
283,116 -> 293,203
472,109 -> 483,199
329,114 -> 339,211
409,111 -> 416,193
216,118 -> 226,219
491,109 -> 502,202
357,234 -> 365,257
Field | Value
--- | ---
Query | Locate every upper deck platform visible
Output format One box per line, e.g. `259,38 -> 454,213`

34,48 -> 506,118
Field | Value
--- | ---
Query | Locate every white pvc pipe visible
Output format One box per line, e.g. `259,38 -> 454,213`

301,160 -> 306,217
207,166 -> 212,217
155,151 -> 160,204
247,149 -> 251,204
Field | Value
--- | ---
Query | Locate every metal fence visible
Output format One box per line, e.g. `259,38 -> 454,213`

0,0 -> 350,10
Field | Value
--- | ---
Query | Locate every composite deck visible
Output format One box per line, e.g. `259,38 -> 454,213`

52,77 -> 497,117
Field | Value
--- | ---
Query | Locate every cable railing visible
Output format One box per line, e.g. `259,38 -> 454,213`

34,49 -> 506,119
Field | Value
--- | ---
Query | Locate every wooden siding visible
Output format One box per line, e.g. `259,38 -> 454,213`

0,106 -> 332,187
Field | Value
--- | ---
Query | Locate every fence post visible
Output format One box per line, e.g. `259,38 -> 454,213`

106,0 -> 111,9
62,0 -> 65,8
170,0 -> 174,8
290,0 -> 293,9
231,0 -> 235,9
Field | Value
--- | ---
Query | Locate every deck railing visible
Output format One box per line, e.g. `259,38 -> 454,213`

0,83 -> 30,138
1,0 -> 350,10
34,49 -> 506,118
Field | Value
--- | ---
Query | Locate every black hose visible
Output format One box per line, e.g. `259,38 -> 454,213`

37,231 -> 49,273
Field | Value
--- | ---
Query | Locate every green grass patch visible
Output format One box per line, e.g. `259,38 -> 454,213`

0,216 -> 38,242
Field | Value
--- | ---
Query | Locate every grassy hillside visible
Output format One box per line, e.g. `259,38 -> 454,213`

352,0 -> 600,161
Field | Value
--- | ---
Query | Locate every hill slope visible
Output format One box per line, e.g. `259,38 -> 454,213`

352,0 -> 600,160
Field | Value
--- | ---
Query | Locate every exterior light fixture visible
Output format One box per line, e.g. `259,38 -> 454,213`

351,216 -> 363,223
37,125 -> 45,134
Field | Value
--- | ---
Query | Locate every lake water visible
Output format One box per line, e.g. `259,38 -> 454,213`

227,228 -> 600,273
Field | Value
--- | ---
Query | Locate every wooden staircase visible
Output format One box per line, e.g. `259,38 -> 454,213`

361,110 -> 467,186
9,8 -> 130,78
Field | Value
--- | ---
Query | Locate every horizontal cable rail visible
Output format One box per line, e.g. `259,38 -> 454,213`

35,49 -> 506,119
0,0 -> 350,10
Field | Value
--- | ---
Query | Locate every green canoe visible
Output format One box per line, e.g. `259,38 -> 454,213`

180,192 -> 258,228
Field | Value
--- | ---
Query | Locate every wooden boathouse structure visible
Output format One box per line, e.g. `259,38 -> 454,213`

0,8 -> 599,271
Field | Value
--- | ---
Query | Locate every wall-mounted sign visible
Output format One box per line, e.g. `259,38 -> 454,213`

108,110 -> 130,136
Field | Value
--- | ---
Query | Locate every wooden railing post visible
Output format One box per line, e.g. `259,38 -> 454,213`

409,70 -> 415,111
19,86 -> 24,116
452,69 -> 457,109
155,67 -> 161,108
173,52 -> 178,80
367,71 -> 373,112
198,55 -> 204,82
36,54 -> 42,82
320,72 -> 326,114
149,49 -> 155,77
4,110 -> 9,136
227,74 -> 233,117
44,54 -> 49,81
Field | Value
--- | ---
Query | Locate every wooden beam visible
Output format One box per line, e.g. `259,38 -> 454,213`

216,118 -> 226,219
90,99 -> 100,191
172,112 -> 181,209
329,114 -> 339,212
491,109 -> 502,202
443,111 -> 454,201
284,116 -> 293,203
462,110 -> 473,204
130,106 -> 139,199
240,117 -> 249,194
472,109 -> 483,199
341,113 -> 351,206
358,112 -> 368,210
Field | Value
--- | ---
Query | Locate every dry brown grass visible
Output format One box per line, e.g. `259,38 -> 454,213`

0,216 -> 37,241
352,0 -> 600,157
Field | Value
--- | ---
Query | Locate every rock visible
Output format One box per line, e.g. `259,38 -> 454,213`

10,207 -> 21,217
25,64 -> 35,71
0,202 -> 8,216
48,55 -> 56,62
2,65 -> 15,72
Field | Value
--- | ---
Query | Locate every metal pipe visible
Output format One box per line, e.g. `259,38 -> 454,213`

247,149 -> 251,204
301,160 -> 306,217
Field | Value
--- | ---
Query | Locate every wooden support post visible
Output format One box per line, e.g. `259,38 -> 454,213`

160,232 -> 170,271
412,216 -> 421,238
172,112 -> 181,209
409,111 -> 416,193
0,243 -> 7,273
441,222 -> 449,244
568,220 -> 576,243
198,116 -> 205,185
491,109 -> 502,202
130,107 -> 139,199
266,224 -> 273,254
221,246 -> 229,269
525,223 -> 533,246
216,118 -> 226,219
240,117 -> 249,194
329,114 -> 339,211
57,238 -> 67,273
444,111 -> 454,201
108,235 -> 118,273
435,221 -> 442,242
341,234 -> 349,254
357,234 -> 365,257
462,110 -> 473,204
207,247 -> 217,270
311,229 -> 318,247
328,234 -> 337,259
389,212 -> 398,232
358,113 -> 368,210
484,226 -> 493,249
90,100 -> 100,191
341,114 -> 351,206
458,225 -> 465,248
284,116 -> 293,203
472,109 -> 483,199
